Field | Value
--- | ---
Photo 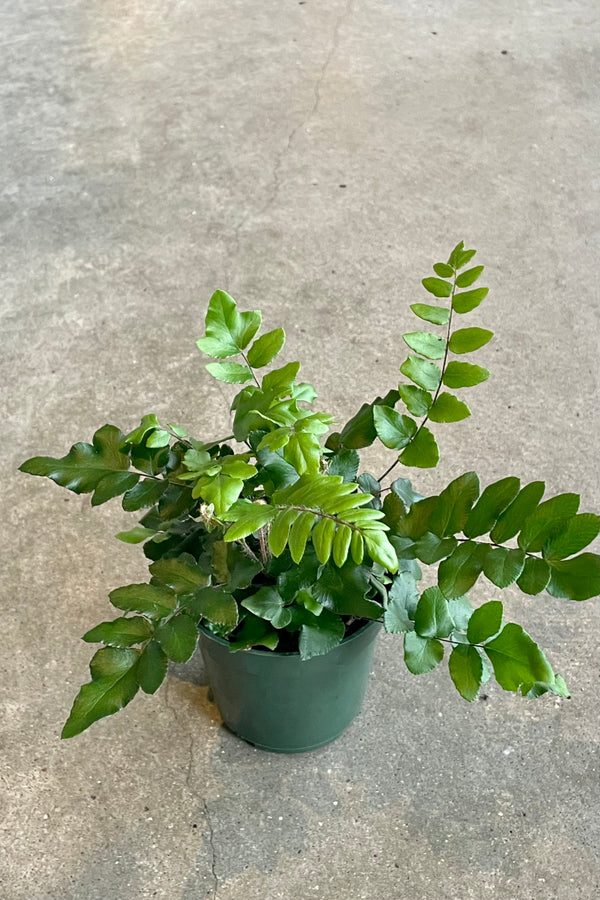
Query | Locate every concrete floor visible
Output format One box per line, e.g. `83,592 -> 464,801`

2,0 -> 599,897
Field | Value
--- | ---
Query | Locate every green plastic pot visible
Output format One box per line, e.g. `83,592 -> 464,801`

198,620 -> 381,753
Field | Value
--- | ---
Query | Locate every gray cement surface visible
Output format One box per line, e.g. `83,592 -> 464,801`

2,1 -> 599,898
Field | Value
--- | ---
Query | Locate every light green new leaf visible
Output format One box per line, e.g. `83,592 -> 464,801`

83,616 -> 153,647
400,355 -> 442,391
484,624 -> 554,691
443,361 -> 490,389
490,481 -> 545,543
483,547 -> 526,588
433,262 -> 454,278
146,429 -> 171,448
299,610 -> 345,661
284,431 -> 322,475
404,631 -> 444,674
109,583 -> 177,618
448,327 -> 493,354
403,332 -> 446,360
223,500 -> 277,541
137,641 -> 168,694
399,426 -> 439,468
428,472 -> 480,537
546,554 -> 600,601
289,511 -> 316,563
398,384 -> 432,417
196,290 -> 261,358
422,277 -> 453,298
449,644 -> 483,701
543,514 -> 600,560
410,303 -> 450,326
155,614 -> 199,663
414,586 -> 454,639
373,405 -> 417,450
452,288 -> 489,314
61,647 -> 140,739
467,600 -> 503,643
463,476 -> 520,538
455,266 -> 484,288
122,414 -> 161,446
194,472 -> 245,515
247,328 -> 285,368
269,507 -> 300,557
516,557 -> 551,595
205,362 -> 254,384
20,424 -> 130,495
428,393 -> 471,423
438,541 -> 488,598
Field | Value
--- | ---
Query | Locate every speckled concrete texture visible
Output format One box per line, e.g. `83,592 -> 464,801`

2,1 -> 599,898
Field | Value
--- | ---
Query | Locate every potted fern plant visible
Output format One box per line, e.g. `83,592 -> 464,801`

20,242 -> 600,752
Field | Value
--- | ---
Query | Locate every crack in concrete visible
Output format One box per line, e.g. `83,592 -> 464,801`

227,0 -> 354,279
164,679 -> 219,896
203,799 -> 219,899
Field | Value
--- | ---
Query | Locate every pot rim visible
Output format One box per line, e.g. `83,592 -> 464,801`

198,617 -> 381,658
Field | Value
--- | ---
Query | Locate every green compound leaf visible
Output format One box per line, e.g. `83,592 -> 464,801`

61,647 -> 140,739
137,641 -> 168,694
116,525 -> 157,544
414,586 -> 454,639
402,332 -> 447,360
467,600 -> 503,644
452,288 -> 489,314
433,263 -> 454,278
83,616 -> 153,647
223,500 -> 277,541
516,557 -> 551,595
484,624 -> 554,691
428,392 -> 471,423
483,547 -> 526,588
20,424 -> 131,497
409,303 -> 450,326
122,478 -> 168,511
373,405 -> 417,450
490,481 -> 545,543
299,610 -> 346,661
247,327 -> 286,368
196,290 -> 261,358
443,361 -> 490,389
455,266 -> 484,288
404,631 -> 444,674
149,554 -> 210,594
186,587 -> 239,628
109,583 -> 177,618
546,554 -> 600,601
449,644 -> 484,701
543,514 -> 600,560
399,426 -> 439,469
384,571 -> 419,633
438,541 -> 488,598
517,493 -> 580,551
398,384 -> 432,417
205,362 -> 254,384
228,614 -> 279,652
400,355 -> 442,391
155,614 -> 199,663
464,476 -> 521,538
422,277 -> 453,298
242,586 -> 292,628
448,327 -> 493,354
429,471 -> 480,537
327,449 -> 360,482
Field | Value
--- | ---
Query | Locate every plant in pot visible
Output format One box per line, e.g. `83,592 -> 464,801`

20,242 -> 600,752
